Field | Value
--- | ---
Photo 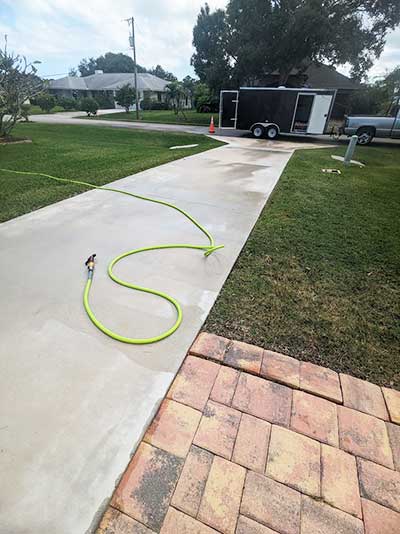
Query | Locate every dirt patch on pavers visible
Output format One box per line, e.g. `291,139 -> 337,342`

97,333 -> 400,534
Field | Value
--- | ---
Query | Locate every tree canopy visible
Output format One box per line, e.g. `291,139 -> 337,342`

115,83 -> 136,112
0,43 -> 43,137
192,0 -> 400,95
77,52 -> 147,76
350,65 -> 400,114
147,65 -> 177,81
75,53 -> 178,83
191,4 -> 232,96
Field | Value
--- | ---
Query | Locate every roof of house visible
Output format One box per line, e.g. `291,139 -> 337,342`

49,72 -> 169,92
300,63 -> 360,90
266,62 -> 360,90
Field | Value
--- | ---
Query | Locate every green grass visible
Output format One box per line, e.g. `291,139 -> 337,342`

28,105 -> 66,115
205,145 -> 400,388
89,109 -> 215,126
0,122 -> 223,222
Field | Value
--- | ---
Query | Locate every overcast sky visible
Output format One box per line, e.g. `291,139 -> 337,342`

1,0 -> 399,81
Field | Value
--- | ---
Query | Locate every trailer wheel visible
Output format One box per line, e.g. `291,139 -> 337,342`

251,125 -> 265,139
266,125 -> 279,140
356,127 -> 374,145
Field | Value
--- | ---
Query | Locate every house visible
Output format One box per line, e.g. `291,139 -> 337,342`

49,70 -> 170,108
259,62 -> 361,119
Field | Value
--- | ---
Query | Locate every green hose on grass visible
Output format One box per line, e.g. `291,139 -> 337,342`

1,168 -> 224,344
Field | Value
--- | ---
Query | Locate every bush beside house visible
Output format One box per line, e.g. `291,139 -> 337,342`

35,93 -> 56,113
79,97 -> 99,116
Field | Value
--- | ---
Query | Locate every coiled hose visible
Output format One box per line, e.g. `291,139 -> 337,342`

0,168 -> 224,344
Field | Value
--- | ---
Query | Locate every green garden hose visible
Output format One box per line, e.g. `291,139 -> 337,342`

1,168 -> 224,344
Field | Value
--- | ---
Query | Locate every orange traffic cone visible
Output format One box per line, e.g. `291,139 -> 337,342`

209,115 -> 215,134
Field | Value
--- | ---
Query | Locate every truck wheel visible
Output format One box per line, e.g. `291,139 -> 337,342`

252,125 -> 265,139
266,125 -> 279,140
356,127 -> 374,145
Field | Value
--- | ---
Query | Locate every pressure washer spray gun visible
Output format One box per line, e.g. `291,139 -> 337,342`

85,254 -> 96,279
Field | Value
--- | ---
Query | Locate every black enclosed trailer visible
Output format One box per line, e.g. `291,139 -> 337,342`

219,87 -> 337,139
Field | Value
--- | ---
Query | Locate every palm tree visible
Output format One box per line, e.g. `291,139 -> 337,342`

166,81 -> 188,120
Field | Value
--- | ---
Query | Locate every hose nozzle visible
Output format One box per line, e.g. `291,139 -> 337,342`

85,253 -> 96,276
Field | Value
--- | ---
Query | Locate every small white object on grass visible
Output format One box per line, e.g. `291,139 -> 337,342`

331,155 -> 365,168
322,168 -> 341,174
169,144 -> 199,150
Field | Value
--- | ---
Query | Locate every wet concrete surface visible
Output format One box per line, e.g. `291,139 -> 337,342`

0,135 -> 329,533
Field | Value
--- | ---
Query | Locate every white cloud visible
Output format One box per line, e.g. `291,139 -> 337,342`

337,27 -> 400,81
1,0 -> 399,80
1,0 -> 227,77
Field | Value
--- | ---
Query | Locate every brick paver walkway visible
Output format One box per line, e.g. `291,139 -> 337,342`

97,333 -> 400,534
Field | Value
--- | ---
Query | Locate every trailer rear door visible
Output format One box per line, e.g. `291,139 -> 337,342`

219,91 -> 239,128
307,94 -> 333,134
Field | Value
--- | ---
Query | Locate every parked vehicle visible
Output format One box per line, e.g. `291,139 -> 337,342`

344,97 -> 400,144
219,87 -> 337,139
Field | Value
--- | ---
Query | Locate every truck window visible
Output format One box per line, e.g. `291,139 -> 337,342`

387,99 -> 400,117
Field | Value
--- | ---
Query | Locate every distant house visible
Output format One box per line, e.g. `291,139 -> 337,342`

259,62 -> 361,119
49,70 -> 170,108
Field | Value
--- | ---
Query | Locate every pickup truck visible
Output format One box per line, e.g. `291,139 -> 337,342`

344,96 -> 400,144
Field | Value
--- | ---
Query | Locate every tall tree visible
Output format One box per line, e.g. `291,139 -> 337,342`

77,57 -> 97,76
96,52 -> 147,74
192,1 -> 400,90
349,65 -> 400,114
182,75 -> 197,103
191,4 -> 233,97
148,65 -> 177,81
77,53 -> 146,76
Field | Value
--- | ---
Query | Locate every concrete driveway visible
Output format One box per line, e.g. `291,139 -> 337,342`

31,109 -> 209,135
0,136 -> 327,534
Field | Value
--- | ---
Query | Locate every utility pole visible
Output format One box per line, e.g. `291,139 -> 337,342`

125,16 -> 140,120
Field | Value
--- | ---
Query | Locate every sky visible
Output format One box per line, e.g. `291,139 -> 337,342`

1,0 -> 399,82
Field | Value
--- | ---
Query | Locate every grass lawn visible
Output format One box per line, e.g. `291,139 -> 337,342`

0,122 -> 223,222
28,105 -> 66,115
89,109 -> 215,127
205,144 -> 400,388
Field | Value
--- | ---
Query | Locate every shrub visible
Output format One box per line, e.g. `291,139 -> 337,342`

115,84 -> 136,112
79,97 -> 99,116
152,101 -> 168,110
36,92 -> 56,112
141,100 -> 168,111
57,96 -> 77,111
20,103 -> 31,122
194,83 -> 211,112
95,91 -> 115,109
141,92 -> 152,110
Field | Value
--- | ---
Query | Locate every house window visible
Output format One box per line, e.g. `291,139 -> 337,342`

157,92 -> 162,102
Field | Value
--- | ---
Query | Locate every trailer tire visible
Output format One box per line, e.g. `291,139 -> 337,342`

266,125 -> 279,140
356,127 -> 374,145
251,124 -> 265,139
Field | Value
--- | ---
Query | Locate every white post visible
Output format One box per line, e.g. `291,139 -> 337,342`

344,135 -> 358,166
